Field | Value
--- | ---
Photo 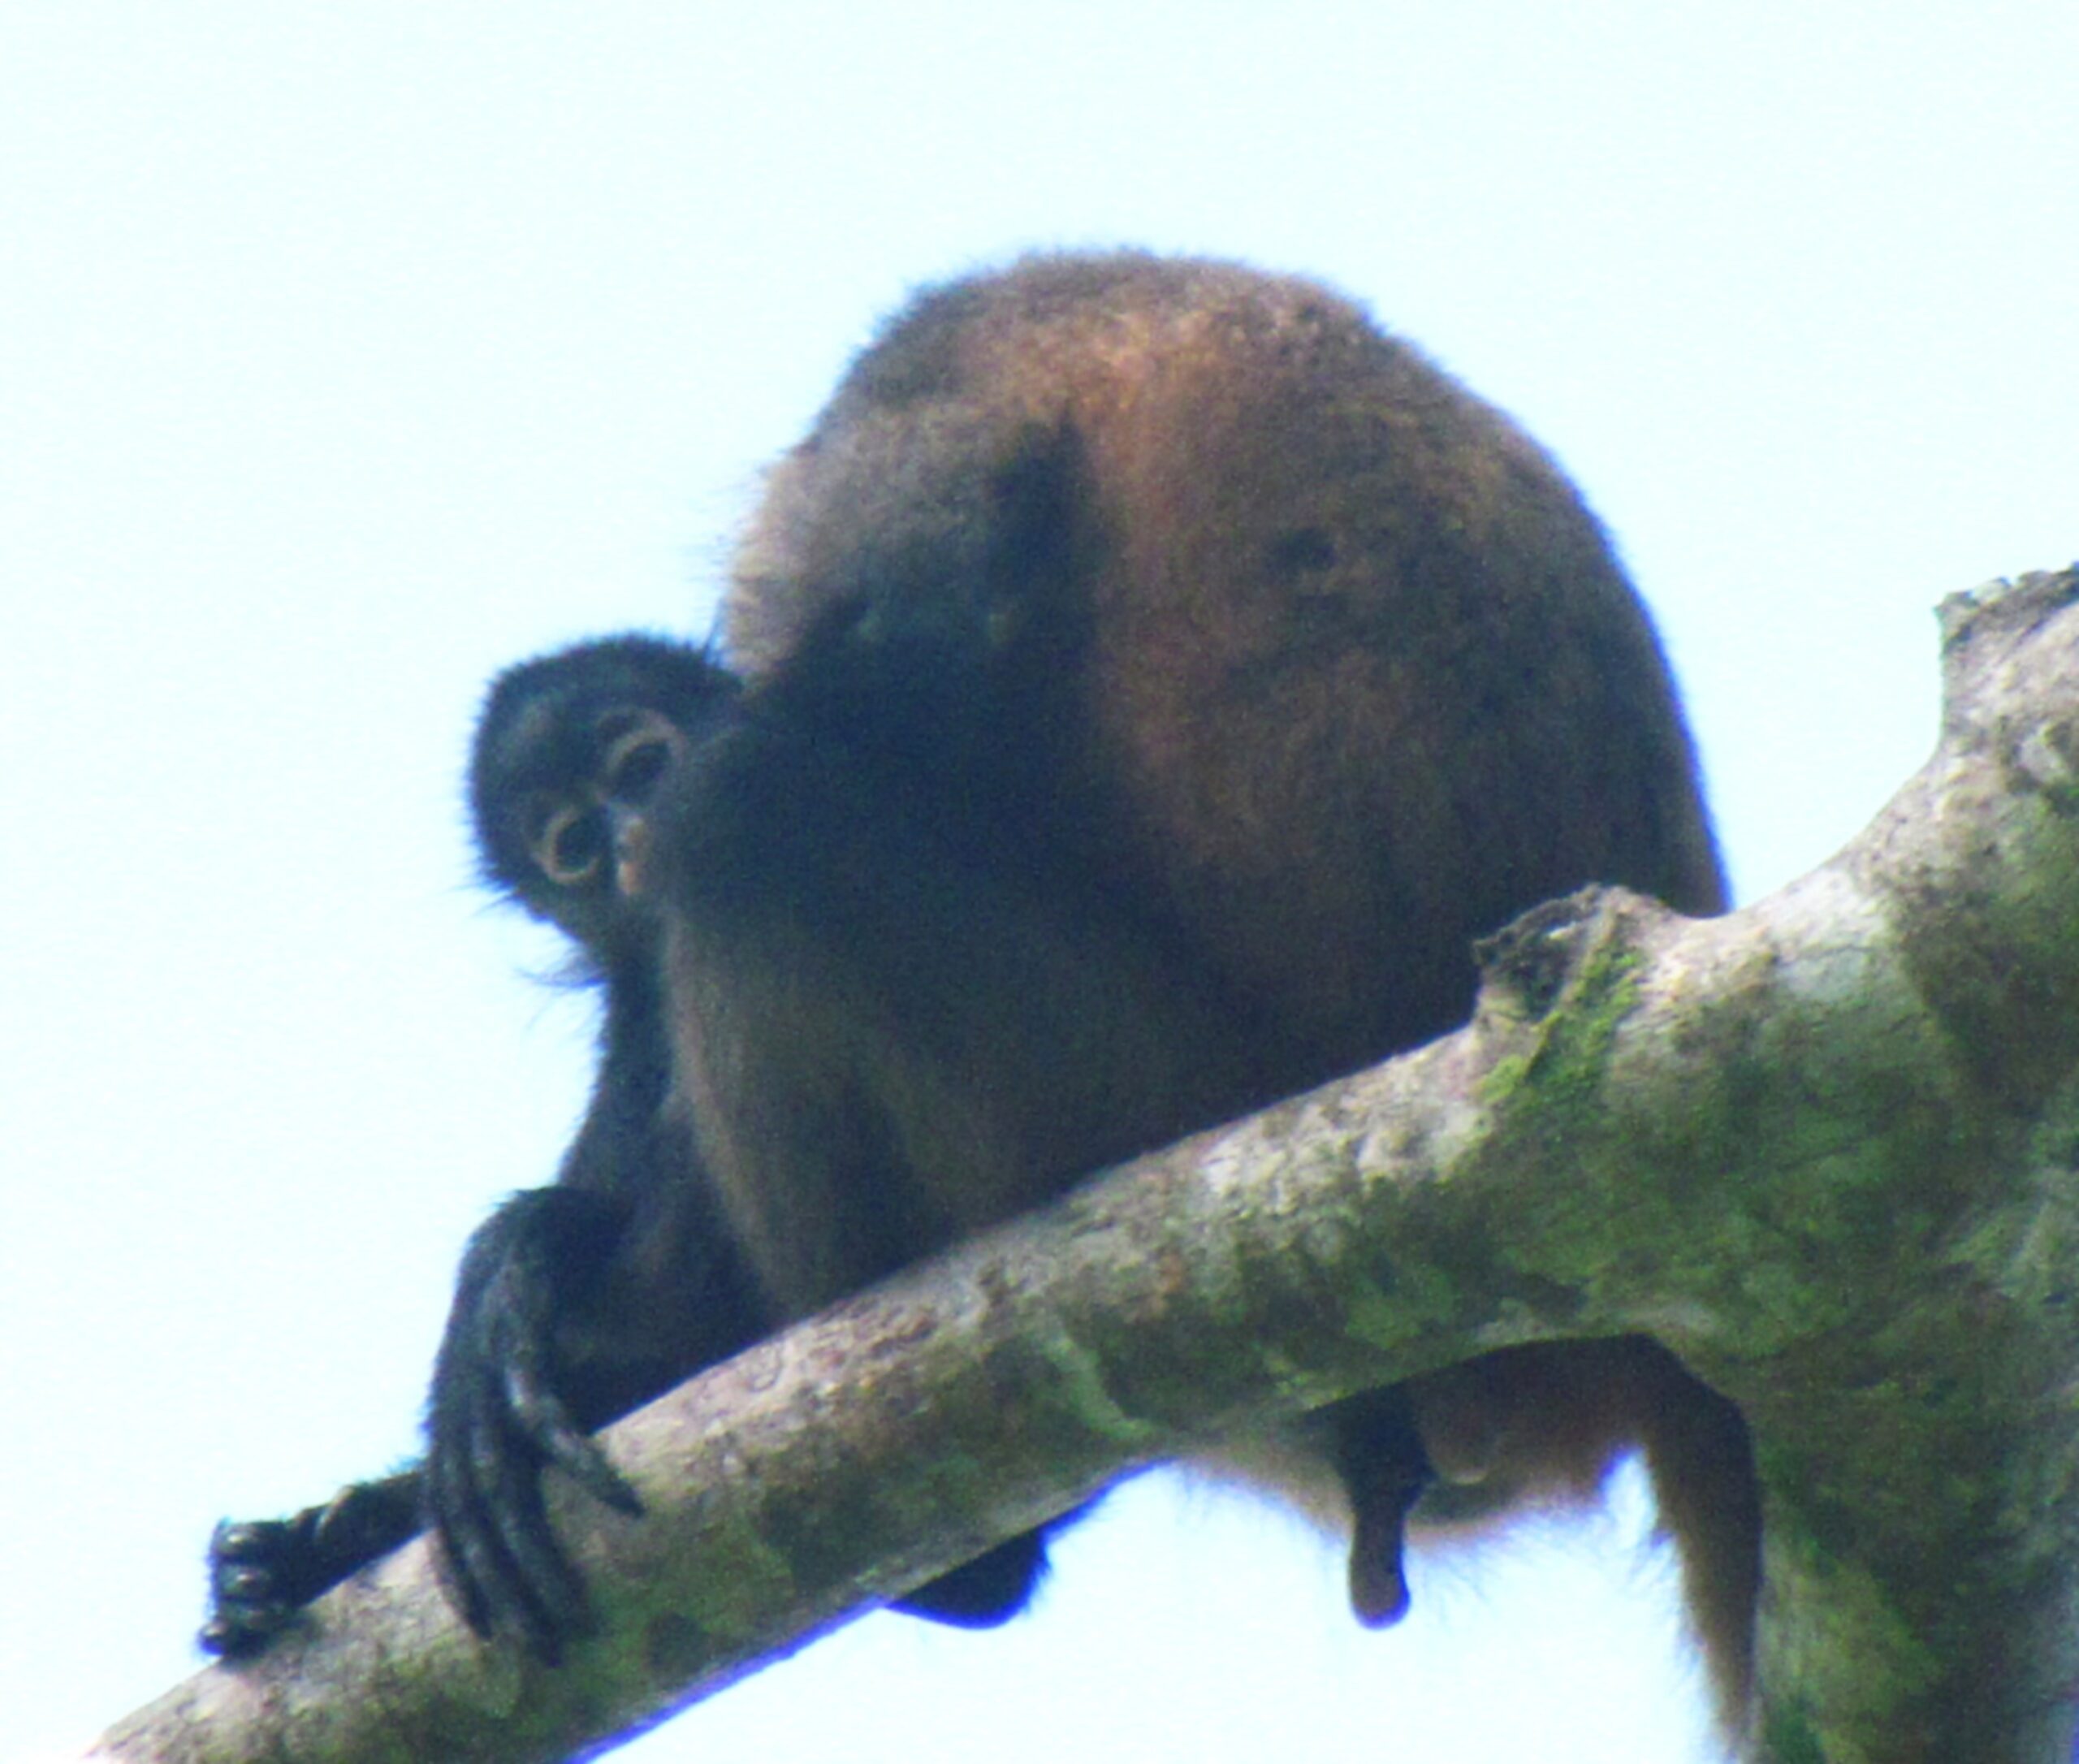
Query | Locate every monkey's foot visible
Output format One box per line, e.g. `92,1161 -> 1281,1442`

199,1472 -> 421,1658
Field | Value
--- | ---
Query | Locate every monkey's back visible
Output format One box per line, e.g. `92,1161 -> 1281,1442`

728,251 -> 1724,1087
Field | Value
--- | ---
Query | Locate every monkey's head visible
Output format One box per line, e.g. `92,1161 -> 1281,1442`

469,635 -> 739,962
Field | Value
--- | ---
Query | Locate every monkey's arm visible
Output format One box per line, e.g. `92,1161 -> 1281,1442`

421,1184 -> 651,1658
426,1167 -> 1074,1655
197,1185 -> 658,1661
203,1085 -> 763,1662
425,1082 -> 780,1654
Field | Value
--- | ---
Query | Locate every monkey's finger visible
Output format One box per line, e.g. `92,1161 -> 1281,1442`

502,1360 -> 642,1515
426,1382 -> 555,1645
423,1421 -> 498,1639
200,1554 -> 291,1656
478,1459 -> 587,1658
458,1383 -> 590,1658
493,1295 -> 645,1516
207,1516 -> 291,1566
200,1513 -> 324,1655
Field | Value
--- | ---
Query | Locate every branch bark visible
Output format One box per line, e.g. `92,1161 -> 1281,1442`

89,569 -> 2079,1764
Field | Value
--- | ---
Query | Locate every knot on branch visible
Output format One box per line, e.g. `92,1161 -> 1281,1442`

1936,567 -> 2079,750
1472,885 -> 1655,1025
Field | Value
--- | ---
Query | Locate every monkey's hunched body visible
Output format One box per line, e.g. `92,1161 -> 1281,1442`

202,252 -> 1757,1722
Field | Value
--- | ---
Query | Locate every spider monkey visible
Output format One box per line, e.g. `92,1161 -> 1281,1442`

205,640 -> 761,1657
203,251 -> 1757,1726
206,637 -> 1071,1654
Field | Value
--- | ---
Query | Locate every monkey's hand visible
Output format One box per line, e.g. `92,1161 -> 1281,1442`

200,1471 -> 421,1657
424,1185 -> 642,1662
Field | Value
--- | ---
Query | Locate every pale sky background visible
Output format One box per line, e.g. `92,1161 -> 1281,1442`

3,6 -> 2076,1761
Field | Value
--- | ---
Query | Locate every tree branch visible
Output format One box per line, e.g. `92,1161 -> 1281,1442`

88,569 -> 2079,1763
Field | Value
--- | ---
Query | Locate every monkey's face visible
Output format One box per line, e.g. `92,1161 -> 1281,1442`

525,707 -> 681,880
469,634 -> 740,959
512,706 -> 689,949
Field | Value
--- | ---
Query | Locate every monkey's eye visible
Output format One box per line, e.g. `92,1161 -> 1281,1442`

603,734 -> 672,806
595,707 -> 687,806
531,802 -> 608,888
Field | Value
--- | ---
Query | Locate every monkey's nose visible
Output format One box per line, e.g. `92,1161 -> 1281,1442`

612,807 -> 655,901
